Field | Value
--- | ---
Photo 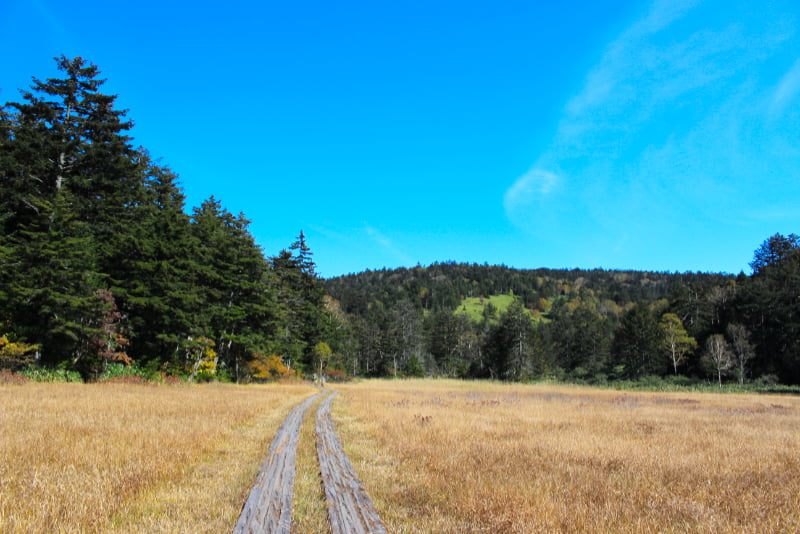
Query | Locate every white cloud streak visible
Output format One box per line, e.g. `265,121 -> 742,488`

506,0 -> 800,252
364,225 -> 414,266
503,169 -> 559,209
771,58 -> 800,115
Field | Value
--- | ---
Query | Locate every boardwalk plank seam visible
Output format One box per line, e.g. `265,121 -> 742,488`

316,391 -> 387,534
233,392 -> 323,534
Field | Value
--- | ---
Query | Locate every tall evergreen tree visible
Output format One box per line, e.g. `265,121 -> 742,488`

4,189 -> 104,368
738,242 -> 800,383
1,57 -> 313,379
191,197 -> 280,380
749,233 -> 800,274
547,304 -> 612,378
426,310 -> 462,376
0,56 -> 144,368
484,300 -> 539,380
611,304 -> 664,379
3,57 -> 144,249
271,231 -> 327,373
119,159 -> 204,368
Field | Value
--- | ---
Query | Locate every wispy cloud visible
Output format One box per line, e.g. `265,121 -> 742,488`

504,169 -> 559,211
364,225 -> 414,266
506,0 -> 800,257
771,58 -> 800,116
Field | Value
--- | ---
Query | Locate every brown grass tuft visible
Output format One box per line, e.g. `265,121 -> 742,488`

0,369 -> 27,385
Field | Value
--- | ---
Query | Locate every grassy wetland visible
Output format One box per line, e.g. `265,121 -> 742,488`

1,379 -> 798,533
0,381 -> 317,533
333,380 -> 800,534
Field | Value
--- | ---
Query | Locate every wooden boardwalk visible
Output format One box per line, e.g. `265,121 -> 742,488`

233,392 -> 323,534
233,390 -> 386,534
316,392 -> 387,534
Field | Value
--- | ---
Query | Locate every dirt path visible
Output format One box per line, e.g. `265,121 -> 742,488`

233,392 -> 323,534
316,391 -> 387,534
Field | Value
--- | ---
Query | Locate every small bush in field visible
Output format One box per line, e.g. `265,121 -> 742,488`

20,365 -> 82,383
0,335 -> 39,371
104,374 -> 146,384
99,362 -> 149,382
0,369 -> 27,385
160,373 -> 183,385
324,368 -> 352,382
247,353 -> 296,381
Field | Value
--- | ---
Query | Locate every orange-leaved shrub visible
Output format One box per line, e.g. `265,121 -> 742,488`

247,353 -> 296,381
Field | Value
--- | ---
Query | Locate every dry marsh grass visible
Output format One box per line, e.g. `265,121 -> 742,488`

332,379 -> 800,534
0,381 -> 317,533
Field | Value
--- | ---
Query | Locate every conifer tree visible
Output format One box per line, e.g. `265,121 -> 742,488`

484,300 -> 539,380
191,197 -> 281,380
271,231 -> 327,373
117,159 -> 205,369
5,189 -> 104,368
0,56 -> 144,368
1,57 -> 304,378
611,304 -> 664,379
739,239 -> 800,384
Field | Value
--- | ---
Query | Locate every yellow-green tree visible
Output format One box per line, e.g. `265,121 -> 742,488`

188,337 -> 217,381
313,342 -> 332,385
727,323 -> 754,385
0,335 -> 39,371
659,313 -> 697,375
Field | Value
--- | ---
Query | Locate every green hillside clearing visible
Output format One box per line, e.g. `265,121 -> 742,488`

454,294 -> 530,323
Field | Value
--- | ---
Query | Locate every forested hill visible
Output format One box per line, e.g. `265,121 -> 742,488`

325,252 -> 800,386
325,263 -> 733,316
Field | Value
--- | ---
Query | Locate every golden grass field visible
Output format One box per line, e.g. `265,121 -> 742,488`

0,381 -> 317,533
332,380 -> 800,534
1,379 -> 798,533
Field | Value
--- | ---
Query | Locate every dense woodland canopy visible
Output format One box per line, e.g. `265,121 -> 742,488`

0,57 -> 337,380
2,57 -> 799,386
324,253 -> 800,385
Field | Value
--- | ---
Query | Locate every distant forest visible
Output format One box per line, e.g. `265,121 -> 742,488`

2,57 -> 800,386
325,253 -> 800,386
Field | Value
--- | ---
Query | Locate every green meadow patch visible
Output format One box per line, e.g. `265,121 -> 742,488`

454,294 -> 534,323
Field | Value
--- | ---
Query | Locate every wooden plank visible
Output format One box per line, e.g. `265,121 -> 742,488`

233,391 -> 323,534
316,392 -> 387,534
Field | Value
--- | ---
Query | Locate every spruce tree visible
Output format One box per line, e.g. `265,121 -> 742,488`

191,197 -> 281,380
5,189 -> 104,368
271,231 -> 327,373
118,159 -> 205,369
611,304 -> 664,379
0,56 -> 145,367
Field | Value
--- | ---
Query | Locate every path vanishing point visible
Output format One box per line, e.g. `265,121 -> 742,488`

233,390 -> 387,534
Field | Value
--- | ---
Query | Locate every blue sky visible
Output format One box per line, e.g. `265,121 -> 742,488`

3,0 -> 799,277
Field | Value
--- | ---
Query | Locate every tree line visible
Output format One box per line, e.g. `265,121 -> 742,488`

324,236 -> 800,386
0,56 -> 341,380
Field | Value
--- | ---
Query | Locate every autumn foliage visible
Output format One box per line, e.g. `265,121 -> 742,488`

0,335 -> 39,371
247,353 -> 297,381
